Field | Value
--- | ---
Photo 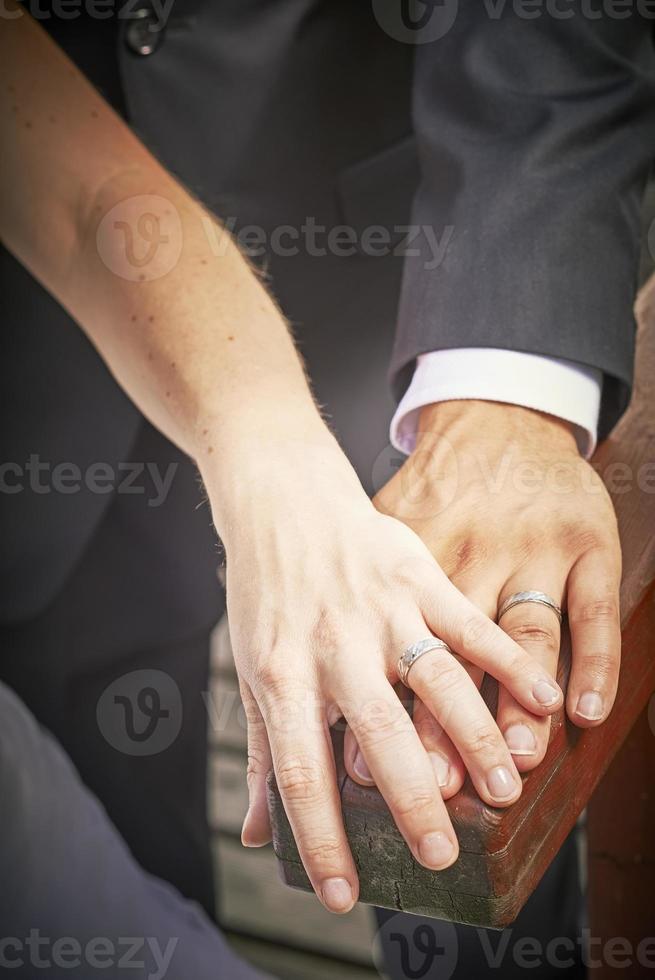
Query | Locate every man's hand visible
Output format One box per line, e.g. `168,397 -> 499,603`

344,400 -> 621,798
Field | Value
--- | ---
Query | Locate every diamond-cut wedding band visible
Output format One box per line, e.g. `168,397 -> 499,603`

397,637 -> 452,686
497,591 -> 563,624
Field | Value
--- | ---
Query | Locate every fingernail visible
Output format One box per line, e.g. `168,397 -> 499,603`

429,752 -> 450,788
353,750 -> 373,783
487,765 -> 519,801
321,877 -> 354,913
418,832 -> 455,869
533,679 -> 561,706
575,691 -> 604,721
241,811 -> 253,847
504,724 -> 537,757
241,808 -> 268,848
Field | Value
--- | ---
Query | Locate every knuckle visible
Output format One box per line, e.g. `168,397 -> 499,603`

466,726 -> 502,759
459,613 -> 493,653
246,747 -> 270,779
240,695 -> 260,726
571,596 -> 620,627
302,835 -> 345,866
569,525 -> 604,555
418,656 -> 463,697
506,621 -> 559,654
413,709 -> 445,744
351,704 -> 407,751
569,522 -> 620,562
252,658 -> 289,696
575,650 -> 618,678
275,757 -> 325,802
392,790 -> 437,821
450,536 -> 489,575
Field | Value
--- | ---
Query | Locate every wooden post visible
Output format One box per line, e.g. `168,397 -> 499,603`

587,698 -> 655,974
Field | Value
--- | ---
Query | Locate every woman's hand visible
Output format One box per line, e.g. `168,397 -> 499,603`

0,7 -> 562,918
346,401 -> 621,801
205,429 -> 564,914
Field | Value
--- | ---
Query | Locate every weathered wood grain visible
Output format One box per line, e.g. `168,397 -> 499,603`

267,280 -> 655,928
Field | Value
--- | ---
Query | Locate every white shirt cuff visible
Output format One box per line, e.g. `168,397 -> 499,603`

390,348 -> 602,459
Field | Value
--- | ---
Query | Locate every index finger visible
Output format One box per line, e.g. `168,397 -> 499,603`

340,671 -> 459,872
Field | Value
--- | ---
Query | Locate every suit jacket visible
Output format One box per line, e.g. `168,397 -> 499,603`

2,1 -> 654,629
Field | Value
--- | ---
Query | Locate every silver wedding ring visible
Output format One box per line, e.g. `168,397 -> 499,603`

497,590 -> 563,624
398,637 -> 452,686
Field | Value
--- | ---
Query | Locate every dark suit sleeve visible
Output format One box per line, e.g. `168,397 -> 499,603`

390,6 -> 655,437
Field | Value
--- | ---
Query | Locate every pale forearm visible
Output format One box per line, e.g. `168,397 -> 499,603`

70,167 -> 328,487
0,6 -> 326,511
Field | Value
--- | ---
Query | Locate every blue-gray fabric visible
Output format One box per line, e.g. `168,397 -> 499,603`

0,680 -> 267,979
